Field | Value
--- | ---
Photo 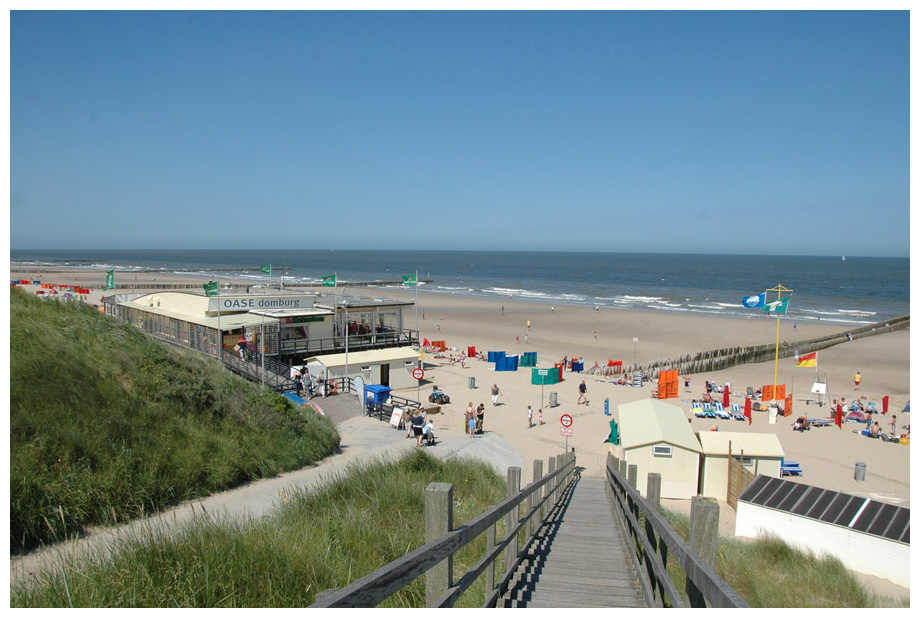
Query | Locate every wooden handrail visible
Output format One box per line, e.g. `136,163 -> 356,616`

605,455 -> 748,608
310,453 -> 577,608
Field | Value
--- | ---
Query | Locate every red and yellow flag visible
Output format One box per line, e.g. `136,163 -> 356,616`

796,352 -> 818,367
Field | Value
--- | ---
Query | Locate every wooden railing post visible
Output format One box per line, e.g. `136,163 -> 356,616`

619,458 -> 628,478
547,456 -> 557,509
646,473 -> 661,512
529,459 -> 543,538
425,482 -> 453,607
485,521 -> 496,605
687,496 -> 720,607
627,464 -> 638,489
504,467 -> 521,577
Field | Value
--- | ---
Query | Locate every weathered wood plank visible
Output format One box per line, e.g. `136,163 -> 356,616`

504,477 -> 647,608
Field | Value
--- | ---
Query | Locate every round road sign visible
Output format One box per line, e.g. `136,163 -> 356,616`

560,414 -> 573,428
412,368 -> 425,380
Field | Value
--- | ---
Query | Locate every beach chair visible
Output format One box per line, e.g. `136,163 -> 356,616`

807,418 -> 833,427
746,386 -> 755,398
693,406 -> 706,418
781,458 -> 803,477
714,402 -> 731,420
702,402 -> 716,418
731,403 -> 745,421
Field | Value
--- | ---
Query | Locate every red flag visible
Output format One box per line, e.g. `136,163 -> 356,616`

723,386 -> 730,409
883,395 -> 889,414
744,397 -> 752,425
835,403 -> 843,429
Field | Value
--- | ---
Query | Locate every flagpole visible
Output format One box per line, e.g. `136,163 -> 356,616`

217,275 -> 222,360
415,269 -> 419,345
767,284 -> 793,407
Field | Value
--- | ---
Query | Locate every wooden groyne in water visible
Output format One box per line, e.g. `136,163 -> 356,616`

621,315 -> 910,380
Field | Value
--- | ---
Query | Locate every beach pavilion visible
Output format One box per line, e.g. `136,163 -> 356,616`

108,288 -> 419,367
616,399 -> 702,500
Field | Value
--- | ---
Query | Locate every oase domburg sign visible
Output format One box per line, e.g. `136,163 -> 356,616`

207,294 -> 315,313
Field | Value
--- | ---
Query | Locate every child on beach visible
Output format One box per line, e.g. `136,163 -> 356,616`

538,408 -> 544,425
527,406 -> 533,428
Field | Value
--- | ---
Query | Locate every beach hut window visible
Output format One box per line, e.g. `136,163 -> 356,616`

732,455 -> 754,467
652,445 -> 673,457
360,366 -> 371,372
404,360 -> 415,366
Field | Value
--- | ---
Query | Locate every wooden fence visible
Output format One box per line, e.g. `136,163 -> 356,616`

605,454 -> 748,608
310,453 -> 577,608
622,315 -> 909,380
726,446 -> 757,511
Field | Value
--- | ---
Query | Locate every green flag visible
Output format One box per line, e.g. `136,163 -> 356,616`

403,274 -> 417,287
260,265 -> 271,274
203,280 -> 219,297
762,297 -> 790,314
103,270 -> 115,291
322,275 -> 336,287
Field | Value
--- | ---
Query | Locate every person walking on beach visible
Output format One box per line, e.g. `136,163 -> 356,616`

538,408 -> 544,425
527,405 -> 533,428
684,376 -> 690,393
854,371 -> 861,390
465,402 -> 475,435
577,380 -> 588,405
491,383 -> 501,406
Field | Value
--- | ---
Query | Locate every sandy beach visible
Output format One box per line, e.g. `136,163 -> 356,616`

9,265 -> 912,598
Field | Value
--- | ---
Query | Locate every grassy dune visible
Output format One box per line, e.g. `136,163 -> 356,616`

10,288 -> 340,553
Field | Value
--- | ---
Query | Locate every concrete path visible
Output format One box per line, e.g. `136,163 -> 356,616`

10,414 -> 524,588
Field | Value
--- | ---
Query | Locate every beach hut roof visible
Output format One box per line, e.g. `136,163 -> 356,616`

305,346 -> 420,368
617,399 -> 701,452
697,431 -> 785,458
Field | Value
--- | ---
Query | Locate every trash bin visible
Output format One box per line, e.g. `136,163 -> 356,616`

550,391 -> 558,407
854,462 -> 867,481
469,376 -> 476,390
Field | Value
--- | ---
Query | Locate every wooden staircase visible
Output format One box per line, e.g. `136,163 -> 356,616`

501,476 -> 646,608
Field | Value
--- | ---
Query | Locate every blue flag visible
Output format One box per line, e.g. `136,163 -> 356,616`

742,293 -> 765,308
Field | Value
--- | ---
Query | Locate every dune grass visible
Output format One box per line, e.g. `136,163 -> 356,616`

10,288 -> 340,554
11,450 -> 508,608
658,508 -> 907,608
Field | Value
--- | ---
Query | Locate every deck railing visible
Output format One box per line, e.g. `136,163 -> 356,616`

605,454 -> 748,608
310,453 -> 578,608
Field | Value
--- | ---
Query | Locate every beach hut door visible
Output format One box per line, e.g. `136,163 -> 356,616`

380,363 -> 390,387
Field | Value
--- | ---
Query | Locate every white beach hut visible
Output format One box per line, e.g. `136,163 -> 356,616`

304,346 -> 421,390
697,431 -> 784,502
617,399 -> 702,499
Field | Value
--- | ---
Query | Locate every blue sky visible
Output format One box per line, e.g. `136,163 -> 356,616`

9,10 -> 911,256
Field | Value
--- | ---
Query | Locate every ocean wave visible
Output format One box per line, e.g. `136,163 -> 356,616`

484,287 -> 528,295
618,295 -> 666,302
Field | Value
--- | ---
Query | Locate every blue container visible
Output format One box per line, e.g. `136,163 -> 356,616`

365,384 -> 391,404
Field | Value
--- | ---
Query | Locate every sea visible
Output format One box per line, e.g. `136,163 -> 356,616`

9,250 -> 909,327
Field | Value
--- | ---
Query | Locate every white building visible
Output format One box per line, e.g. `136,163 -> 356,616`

617,399 -> 702,499
697,431 -> 784,502
735,476 -> 910,588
